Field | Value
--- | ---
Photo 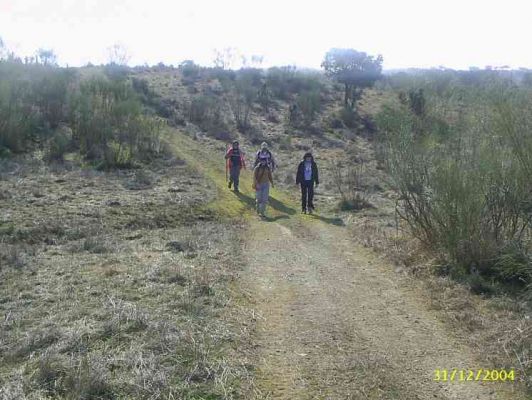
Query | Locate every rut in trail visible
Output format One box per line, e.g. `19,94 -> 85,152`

239,216 -> 522,400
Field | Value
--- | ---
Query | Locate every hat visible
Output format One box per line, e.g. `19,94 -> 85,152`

261,142 -> 268,149
232,140 -> 239,145
304,152 -> 313,159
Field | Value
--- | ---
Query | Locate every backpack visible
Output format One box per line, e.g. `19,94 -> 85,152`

256,150 -> 274,170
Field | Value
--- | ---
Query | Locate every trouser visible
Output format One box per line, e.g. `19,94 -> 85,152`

255,183 -> 270,214
229,165 -> 240,190
301,180 -> 314,210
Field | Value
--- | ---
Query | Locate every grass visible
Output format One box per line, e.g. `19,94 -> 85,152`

0,141 -> 251,398
165,127 -> 298,222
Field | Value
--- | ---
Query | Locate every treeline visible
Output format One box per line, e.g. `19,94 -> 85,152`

377,70 -> 532,294
0,58 -> 162,168
0,47 -> 385,161
134,49 -> 384,141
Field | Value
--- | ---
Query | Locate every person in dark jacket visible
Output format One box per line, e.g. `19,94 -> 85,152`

296,152 -> 319,214
225,140 -> 246,192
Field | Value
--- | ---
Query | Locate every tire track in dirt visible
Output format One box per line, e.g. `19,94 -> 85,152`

240,217 -> 524,400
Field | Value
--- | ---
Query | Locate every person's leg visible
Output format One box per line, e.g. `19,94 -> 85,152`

257,184 -> 266,215
234,166 -> 240,191
308,182 -> 315,210
262,183 -> 270,215
229,166 -> 235,187
255,184 -> 260,213
301,183 -> 307,212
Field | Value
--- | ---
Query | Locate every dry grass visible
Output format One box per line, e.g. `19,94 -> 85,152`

347,199 -> 532,392
0,151 -> 251,399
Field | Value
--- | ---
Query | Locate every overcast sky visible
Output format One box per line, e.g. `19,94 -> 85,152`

0,0 -> 531,70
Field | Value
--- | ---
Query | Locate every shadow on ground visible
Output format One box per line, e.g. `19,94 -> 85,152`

269,196 -> 297,215
234,190 -> 255,209
307,213 -> 345,226
232,190 -> 342,225
261,215 -> 290,222
233,191 -> 297,218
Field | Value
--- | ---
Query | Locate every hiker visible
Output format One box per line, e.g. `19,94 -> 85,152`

253,142 -> 276,172
252,159 -> 274,217
225,140 -> 246,192
296,152 -> 319,214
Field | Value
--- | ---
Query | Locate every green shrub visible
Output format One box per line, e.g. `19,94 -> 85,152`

377,85 -> 532,290
0,61 -> 73,154
296,90 -> 321,126
44,127 -> 71,162
338,107 -> 359,129
70,75 -> 162,165
188,95 -> 227,133
265,66 -> 324,100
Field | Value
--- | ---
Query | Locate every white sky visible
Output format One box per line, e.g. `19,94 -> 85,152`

0,0 -> 531,70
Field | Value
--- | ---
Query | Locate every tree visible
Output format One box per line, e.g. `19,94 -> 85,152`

322,48 -> 383,108
0,36 -> 5,59
213,47 -> 239,69
106,43 -> 131,65
36,48 -> 58,66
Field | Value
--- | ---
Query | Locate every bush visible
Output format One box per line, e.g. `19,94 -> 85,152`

179,60 -> 202,85
70,75 -> 162,166
265,66 -> 324,100
338,107 -> 359,129
0,61 -> 74,154
331,160 -> 373,211
188,95 -> 228,133
44,126 -> 72,162
377,85 -> 532,290
0,60 -> 162,167
296,90 -> 321,126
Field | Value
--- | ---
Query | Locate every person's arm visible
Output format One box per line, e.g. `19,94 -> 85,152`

295,163 -> 301,185
224,149 -> 232,159
268,169 -> 274,187
314,163 -> 319,185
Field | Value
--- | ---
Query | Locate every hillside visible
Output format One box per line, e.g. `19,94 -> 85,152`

1,63 -> 531,399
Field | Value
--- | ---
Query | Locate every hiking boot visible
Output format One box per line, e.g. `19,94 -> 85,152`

301,209 -> 307,214
308,208 -> 313,215
234,188 -> 239,193
228,181 -> 232,189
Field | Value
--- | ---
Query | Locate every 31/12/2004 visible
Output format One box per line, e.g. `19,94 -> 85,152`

433,369 -> 515,382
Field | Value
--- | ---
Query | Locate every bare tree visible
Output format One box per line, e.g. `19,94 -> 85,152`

251,54 -> 264,68
107,43 -> 131,65
213,47 -> 238,69
0,36 -> 5,59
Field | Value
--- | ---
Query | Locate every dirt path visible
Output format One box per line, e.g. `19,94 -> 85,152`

239,215 -> 522,400
167,131 -> 524,399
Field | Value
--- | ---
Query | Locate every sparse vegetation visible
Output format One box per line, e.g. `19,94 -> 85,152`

1,40 -> 531,397
0,57 -> 162,168
377,72 -> 532,297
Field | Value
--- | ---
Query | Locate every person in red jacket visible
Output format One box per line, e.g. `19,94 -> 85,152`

225,140 -> 246,192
